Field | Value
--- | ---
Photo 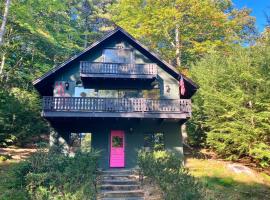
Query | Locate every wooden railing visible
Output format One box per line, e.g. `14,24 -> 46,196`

43,97 -> 191,115
80,62 -> 157,76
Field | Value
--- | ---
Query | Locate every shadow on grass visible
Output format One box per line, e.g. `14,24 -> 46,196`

198,176 -> 270,200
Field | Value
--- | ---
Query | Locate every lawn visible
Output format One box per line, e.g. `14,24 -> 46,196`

187,158 -> 270,200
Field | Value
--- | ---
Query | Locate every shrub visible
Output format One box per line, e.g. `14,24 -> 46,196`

13,146 -> 100,200
0,154 -> 12,161
138,150 -> 205,200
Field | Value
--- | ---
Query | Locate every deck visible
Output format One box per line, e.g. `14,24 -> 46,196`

42,97 -> 191,119
80,62 -> 157,79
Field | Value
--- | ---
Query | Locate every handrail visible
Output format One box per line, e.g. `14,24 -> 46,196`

80,62 -> 158,75
43,97 -> 191,114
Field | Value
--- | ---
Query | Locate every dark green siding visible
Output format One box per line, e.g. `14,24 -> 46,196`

53,37 -> 179,99
91,120 -> 182,169
50,34 -> 183,169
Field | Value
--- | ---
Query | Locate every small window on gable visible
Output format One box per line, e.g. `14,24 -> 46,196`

143,132 -> 165,151
103,49 -> 132,63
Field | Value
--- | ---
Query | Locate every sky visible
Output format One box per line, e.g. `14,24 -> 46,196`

233,0 -> 269,32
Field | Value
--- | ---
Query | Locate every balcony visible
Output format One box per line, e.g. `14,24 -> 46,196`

42,97 -> 191,119
80,62 -> 157,83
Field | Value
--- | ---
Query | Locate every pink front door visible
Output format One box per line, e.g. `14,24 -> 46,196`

110,130 -> 125,168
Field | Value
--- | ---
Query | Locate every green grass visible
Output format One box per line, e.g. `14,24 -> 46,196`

187,158 -> 270,200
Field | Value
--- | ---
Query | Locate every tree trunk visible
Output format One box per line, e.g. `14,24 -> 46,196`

0,0 -> 11,46
181,122 -> 188,145
175,24 -> 188,146
175,24 -> 181,67
0,53 -> 6,76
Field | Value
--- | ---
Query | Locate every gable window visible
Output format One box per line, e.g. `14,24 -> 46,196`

103,48 -> 132,63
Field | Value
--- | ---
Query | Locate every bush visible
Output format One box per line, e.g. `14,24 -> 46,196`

138,150 -> 205,200
12,146 -> 100,200
0,154 -> 12,161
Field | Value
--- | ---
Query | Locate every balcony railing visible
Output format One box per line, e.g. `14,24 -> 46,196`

80,62 -> 157,78
42,97 -> 191,118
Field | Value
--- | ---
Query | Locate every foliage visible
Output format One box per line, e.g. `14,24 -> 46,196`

0,154 -> 12,161
190,45 -> 270,167
110,0 -> 256,66
138,150 -> 205,200
81,133 -> 92,152
0,0 -> 114,146
11,146 -> 100,200
0,88 -> 48,146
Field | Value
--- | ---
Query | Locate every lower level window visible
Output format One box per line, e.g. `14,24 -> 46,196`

69,133 -> 92,153
143,132 -> 164,151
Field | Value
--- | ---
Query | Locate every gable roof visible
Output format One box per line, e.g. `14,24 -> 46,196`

33,27 -> 198,97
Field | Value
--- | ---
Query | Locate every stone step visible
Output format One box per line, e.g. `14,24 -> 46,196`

101,174 -> 136,180
100,169 -> 134,175
100,184 -> 141,191
101,180 -> 138,185
100,190 -> 144,198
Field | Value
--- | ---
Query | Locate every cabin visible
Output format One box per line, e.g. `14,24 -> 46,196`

33,27 -> 198,169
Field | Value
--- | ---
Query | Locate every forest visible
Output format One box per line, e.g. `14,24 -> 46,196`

0,0 -> 269,169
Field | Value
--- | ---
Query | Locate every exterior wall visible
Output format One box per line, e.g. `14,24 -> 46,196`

91,120 -> 182,169
53,37 -> 179,100
49,35 -> 183,169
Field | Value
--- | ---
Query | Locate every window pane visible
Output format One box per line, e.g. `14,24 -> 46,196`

143,133 -> 165,151
104,49 -> 132,63
118,49 -> 131,63
112,136 -> 123,147
104,49 -> 118,63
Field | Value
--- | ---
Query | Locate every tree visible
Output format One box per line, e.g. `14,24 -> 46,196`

110,0 -> 256,67
190,46 -> 270,167
0,0 -> 114,146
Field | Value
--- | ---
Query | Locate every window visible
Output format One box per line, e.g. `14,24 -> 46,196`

69,133 -> 92,153
75,87 -> 97,97
103,49 -> 132,63
112,136 -> 123,147
143,133 -> 165,151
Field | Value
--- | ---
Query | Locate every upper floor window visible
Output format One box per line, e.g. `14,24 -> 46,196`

103,48 -> 132,63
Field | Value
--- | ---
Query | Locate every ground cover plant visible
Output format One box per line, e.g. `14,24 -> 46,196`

0,145 -> 100,200
138,150 -> 205,200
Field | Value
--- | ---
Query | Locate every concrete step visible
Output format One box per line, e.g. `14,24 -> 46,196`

100,184 -> 141,191
101,180 -> 138,185
100,190 -> 144,198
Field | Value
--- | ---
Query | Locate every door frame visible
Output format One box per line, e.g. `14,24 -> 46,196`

109,130 -> 125,168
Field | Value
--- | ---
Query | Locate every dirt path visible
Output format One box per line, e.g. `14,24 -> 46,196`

0,147 -> 37,161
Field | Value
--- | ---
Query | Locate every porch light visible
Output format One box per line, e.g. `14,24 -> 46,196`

65,82 -> 69,90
